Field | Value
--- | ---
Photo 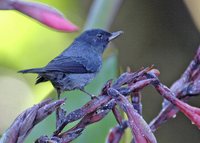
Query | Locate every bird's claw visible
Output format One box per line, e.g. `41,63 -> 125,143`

90,95 -> 99,100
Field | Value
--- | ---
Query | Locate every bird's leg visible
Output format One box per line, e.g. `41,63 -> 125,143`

80,88 -> 96,99
56,89 -> 62,128
57,90 -> 61,99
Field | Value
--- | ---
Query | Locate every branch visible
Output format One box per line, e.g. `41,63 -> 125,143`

0,99 -> 65,143
108,88 -> 157,143
54,67 -> 154,135
149,47 -> 200,131
106,120 -> 128,143
35,67 -> 156,143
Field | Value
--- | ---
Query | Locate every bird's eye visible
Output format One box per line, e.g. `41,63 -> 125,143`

96,33 -> 103,39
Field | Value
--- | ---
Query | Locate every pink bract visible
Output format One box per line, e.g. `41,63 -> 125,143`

11,0 -> 79,32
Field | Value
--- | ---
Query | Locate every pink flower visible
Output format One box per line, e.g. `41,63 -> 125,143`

172,97 -> 200,128
154,82 -> 200,129
0,0 -> 79,32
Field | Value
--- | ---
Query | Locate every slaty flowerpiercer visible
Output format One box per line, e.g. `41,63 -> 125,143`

19,29 -> 123,98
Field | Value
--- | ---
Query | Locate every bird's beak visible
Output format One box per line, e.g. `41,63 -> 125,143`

109,31 -> 123,41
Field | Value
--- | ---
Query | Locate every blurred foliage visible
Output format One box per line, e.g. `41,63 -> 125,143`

184,0 -> 200,32
1,0 -> 200,143
84,0 -> 122,30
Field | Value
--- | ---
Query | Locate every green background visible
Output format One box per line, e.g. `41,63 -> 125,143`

0,0 -> 200,143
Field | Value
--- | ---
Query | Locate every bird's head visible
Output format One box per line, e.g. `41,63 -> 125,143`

75,29 -> 123,53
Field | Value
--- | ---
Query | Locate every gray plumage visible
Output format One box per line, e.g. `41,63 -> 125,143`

19,29 -> 123,97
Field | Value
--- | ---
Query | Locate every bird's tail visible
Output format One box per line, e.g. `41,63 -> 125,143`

18,68 -> 45,74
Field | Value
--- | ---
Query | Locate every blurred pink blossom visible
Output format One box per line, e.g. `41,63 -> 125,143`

0,0 -> 79,32
172,96 -> 200,128
154,82 -> 200,129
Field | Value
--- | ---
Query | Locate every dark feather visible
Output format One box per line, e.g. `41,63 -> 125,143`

44,56 -> 101,73
18,68 -> 44,73
35,75 -> 48,84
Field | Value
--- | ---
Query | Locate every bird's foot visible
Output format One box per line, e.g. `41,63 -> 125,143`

90,94 -> 99,100
80,88 -> 99,100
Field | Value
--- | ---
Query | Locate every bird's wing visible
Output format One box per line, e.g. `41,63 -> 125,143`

44,56 -> 101,73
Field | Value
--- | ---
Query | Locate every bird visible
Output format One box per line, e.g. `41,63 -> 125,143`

19,29 -> 123,98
